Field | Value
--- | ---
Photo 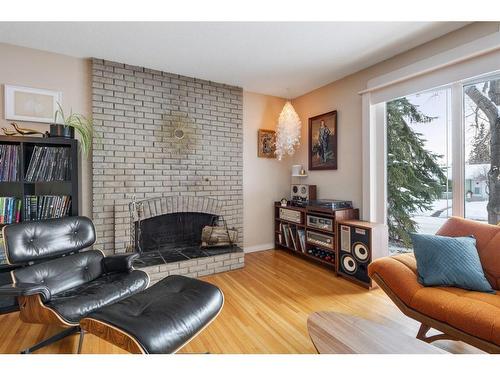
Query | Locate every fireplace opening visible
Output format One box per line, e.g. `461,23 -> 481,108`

136,212 -> 217,252
129,196 -> 242,268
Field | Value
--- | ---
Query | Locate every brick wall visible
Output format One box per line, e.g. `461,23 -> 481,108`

92,59 -> 243,254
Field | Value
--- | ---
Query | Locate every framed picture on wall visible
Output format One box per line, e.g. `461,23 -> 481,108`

257,129 -> 276,158
308,110 -> 338,170
4,85 -> 62,123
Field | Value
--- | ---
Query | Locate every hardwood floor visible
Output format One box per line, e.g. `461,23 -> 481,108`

0,250 -> 482,354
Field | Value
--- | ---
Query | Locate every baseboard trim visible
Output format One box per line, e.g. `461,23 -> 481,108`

243,243 -> 275,253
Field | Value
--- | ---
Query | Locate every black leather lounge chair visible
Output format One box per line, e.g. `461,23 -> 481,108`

0,216 -> 224,354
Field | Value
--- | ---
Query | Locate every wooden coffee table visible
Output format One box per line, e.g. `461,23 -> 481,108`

307,311 -> 446,354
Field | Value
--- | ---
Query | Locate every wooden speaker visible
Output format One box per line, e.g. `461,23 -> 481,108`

337,220 -> 387,288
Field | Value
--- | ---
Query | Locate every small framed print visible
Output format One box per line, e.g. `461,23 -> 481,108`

308,110 -> 338,170
257,129 -> 276,158
4,85 -> 62,123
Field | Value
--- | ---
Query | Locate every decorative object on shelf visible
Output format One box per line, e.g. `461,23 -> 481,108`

275,101 -> 301,160
308,110 -> 337,170
4,85 -> 62,123
2,122 -> 47,137
257,129 -> 276,158
168,115 -> 194,154
291,164 -> 307,177
53,102 -> 95,157
280,198 -> 288,207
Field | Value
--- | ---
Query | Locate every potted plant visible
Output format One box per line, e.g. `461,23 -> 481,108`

51,103 -> 95,157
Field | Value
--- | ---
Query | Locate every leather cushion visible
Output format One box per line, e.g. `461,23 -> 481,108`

13,250 -> 105,300
436,217 -> 500,289
47,270 -> 149,324
3,216 -> 95,264
86,275 -> 224,353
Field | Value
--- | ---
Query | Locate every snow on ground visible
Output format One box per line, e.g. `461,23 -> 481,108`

415,199 -> 487,221
389,199 -> 488,254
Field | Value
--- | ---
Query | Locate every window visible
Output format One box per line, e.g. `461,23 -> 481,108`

464,76 -> 500,224
387,88 -> 452,252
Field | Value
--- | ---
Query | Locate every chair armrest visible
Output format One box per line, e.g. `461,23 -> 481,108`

102,253 -> 139,274
368,254 -> 423,306
0,282 -> 51,301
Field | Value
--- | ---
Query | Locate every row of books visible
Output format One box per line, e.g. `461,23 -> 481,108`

26,146 -> 71,182
0,195 -> 72,224
0,145 -> 20,182
278,223 -> 306,252
24,195 -> 72,221
0,197 -> 21,224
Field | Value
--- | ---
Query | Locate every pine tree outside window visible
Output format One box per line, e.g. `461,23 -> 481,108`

387,89 -> 452,252
387,74 -> 500,254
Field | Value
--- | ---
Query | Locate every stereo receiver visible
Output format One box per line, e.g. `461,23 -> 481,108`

279,208 -> 302,224
306,230 -> 334,249
307,215 -> 333,231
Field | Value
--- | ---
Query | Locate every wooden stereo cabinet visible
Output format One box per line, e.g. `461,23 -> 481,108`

274,202 -> 358,271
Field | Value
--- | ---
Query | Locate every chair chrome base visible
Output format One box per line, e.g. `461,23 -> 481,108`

20,326 -> 82,354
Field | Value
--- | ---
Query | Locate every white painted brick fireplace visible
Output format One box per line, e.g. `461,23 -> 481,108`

91,59 -> 243,257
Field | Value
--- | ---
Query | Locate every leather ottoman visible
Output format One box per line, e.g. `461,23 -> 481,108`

80,275 -> 224,354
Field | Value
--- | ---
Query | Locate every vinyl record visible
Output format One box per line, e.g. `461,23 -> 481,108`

353,242 -> 369,263
341,254 -> 357,275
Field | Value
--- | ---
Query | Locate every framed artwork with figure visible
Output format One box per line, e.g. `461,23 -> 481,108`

308,110 -> 337,170
257,129 -> 276,158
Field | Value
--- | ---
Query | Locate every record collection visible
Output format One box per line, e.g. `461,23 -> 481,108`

25,146 -> 71,182
0,145 -> 20,182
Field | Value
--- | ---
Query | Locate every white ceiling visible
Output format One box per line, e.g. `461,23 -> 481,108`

0,22 -> 468,98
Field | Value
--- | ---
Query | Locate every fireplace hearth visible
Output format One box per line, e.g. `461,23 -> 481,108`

129,196 -> 244,279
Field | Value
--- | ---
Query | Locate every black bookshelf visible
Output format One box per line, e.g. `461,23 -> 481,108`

0,135 -> 79,220
0,135 -> 79,313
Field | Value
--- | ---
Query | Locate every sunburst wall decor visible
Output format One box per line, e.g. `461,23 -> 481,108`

168,116 -> 195,154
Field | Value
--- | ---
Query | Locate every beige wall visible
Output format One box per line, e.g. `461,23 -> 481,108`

1,21 -> 498,250
0,43 -> 92,217
243,91 -> 290,251
290,22 -> 500,215
0,43 -> 288,251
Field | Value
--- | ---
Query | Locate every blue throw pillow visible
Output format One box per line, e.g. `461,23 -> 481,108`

411,233 -> 494,293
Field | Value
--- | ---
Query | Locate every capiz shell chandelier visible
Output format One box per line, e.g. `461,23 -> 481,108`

275,101 -> 301,160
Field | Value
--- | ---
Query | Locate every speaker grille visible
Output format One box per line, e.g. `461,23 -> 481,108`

341,254 -> 357,274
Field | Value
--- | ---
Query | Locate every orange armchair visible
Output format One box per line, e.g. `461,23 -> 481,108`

368,217 -> 500,353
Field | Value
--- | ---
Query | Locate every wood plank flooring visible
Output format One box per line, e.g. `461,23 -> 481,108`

0,250 -> 482,354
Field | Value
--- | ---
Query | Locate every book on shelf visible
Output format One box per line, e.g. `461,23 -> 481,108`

0,144 -> 20,182
0,235 -> 5,265
0,197 -> 22,224
297,229 -> 306,253
25,146 -> 71,182
289,225 -> 297,250
282,224 -> 290,247
23,195 -> 72,221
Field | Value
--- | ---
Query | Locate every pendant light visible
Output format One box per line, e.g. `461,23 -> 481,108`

275,99 -> 301,160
